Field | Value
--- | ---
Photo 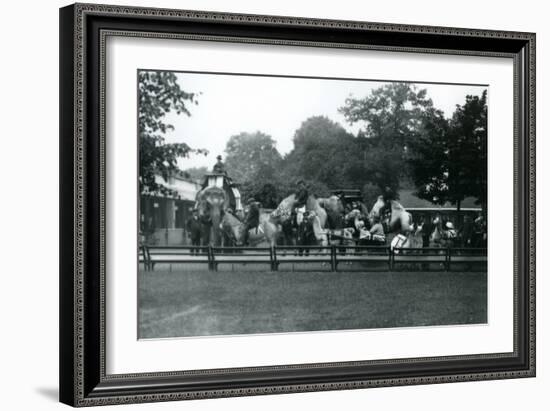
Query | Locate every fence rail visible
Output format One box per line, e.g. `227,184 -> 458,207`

140,245 -> 487,272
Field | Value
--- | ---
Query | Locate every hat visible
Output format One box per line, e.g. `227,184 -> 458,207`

247,198 -> 256,204
446,221 -> 454,229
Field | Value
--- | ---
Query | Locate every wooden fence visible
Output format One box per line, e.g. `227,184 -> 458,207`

140,245 -> 487,272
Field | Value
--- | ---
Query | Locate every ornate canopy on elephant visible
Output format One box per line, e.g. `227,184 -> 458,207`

199,161 -> 242,213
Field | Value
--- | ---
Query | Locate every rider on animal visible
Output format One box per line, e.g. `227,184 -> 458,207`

243,198 -> 260,245
294,180 -> 309,208
382,186 -> 397,225
212,155 -> 227,175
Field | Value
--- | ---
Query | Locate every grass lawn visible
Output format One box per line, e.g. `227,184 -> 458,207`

138,269 -> 487,339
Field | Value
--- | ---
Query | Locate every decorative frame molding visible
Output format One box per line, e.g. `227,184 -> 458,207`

60,3 -> 535,407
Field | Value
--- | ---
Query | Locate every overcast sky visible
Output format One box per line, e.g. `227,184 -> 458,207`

157,72 -> 487,170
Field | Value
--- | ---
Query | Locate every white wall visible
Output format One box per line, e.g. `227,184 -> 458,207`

0,0 -> 546,409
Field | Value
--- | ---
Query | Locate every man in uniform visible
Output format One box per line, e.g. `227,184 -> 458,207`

186,210 -> 202,254
473,213 -> 487,248
296,211 -> 316,256
382,186 -> 397,210
380,185 -> 398,229
460,215 -> 474,247
294,180 -> 309,208
421,215 -> 434,248
212,155 -> 227,175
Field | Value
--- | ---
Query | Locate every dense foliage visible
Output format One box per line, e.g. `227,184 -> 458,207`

139,71 -> 206,195
217,84 -> 487,211
407,91 -> 488,213
136,76 -> 489,212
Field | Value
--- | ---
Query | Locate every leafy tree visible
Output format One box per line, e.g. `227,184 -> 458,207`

224,131 -> 282,183
362,144 -> 403,193
181,166 -> 209,183
239,181 -> 281,209
340,82 -> 433,148
407,91 -> 488,214
339,83 -> 434,193
362,182 -> 382,209
406,107 -> 452,205
282,116 -> 361,189
449,90 -> 488,213
224,131 -> 284,206
139,71 -> 205,195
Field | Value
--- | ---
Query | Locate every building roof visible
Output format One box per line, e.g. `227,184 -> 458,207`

151,175 -> 201,201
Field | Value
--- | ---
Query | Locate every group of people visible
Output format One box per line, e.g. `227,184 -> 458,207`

185,172 -> 488,250
408,213 -> 488,249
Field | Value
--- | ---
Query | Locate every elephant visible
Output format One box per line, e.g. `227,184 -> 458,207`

194,186 -> 227,246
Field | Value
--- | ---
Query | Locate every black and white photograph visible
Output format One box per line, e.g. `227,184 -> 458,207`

55,0 -> 539,407
0,0 -> 544,408
138,70 -> 489,339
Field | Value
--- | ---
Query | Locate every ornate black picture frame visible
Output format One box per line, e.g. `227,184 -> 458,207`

59,3 -> 535,407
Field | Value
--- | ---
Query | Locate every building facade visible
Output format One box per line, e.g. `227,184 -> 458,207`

140,173 -> 201,246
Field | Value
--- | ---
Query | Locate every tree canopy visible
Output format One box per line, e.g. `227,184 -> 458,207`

224,131 -> 282,183
406,91 -> 488,212
338,83 -> 435,193
282,116 -> 360,189
339,83 -> 433,147
139,71 -> 205,195
224,131 -> 284,208
175,80 -> 487,214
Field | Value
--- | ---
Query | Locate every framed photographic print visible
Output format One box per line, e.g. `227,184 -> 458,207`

59,3 -> 535,407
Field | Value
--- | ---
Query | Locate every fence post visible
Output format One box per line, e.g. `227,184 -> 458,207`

140,246 -> 146,271
208,246 -> 215,271
389,247 -> 393,271
145,246 -> 152,271
331,245 -> 337,272
270,246 -> 277,271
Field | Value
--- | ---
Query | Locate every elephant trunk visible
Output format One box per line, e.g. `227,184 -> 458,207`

211,206 -> 222,246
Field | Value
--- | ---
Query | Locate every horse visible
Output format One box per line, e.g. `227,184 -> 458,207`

221,211 -> 279,247
271,193 -> 329,247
